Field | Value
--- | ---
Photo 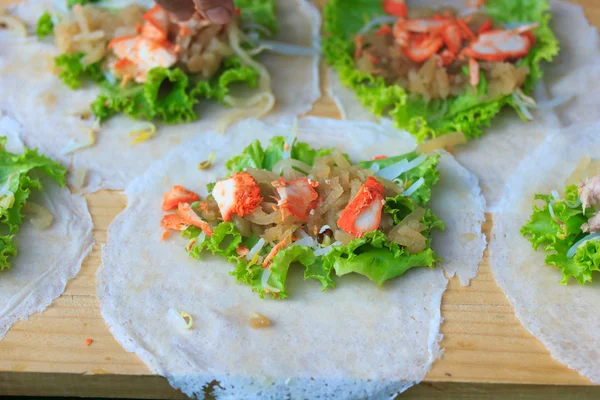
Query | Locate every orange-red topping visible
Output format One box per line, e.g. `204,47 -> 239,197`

162,185 -> 200,212
272,177 -> 319,221
177,202 -> 213,237
337,177 -> 385,238
382,0 -> 408,18
212,172 -> 263,221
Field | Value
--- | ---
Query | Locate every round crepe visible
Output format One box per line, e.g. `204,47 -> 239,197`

0,0 -> 320,192
97,117 -> 485,398
327,0 -> 598,213
491,121 -> 600,383
0,115 -> 94,339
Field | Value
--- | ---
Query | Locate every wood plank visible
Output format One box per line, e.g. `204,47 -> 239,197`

1,0 -> 599,398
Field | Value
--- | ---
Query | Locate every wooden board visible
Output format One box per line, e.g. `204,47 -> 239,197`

1,0 -> 599,398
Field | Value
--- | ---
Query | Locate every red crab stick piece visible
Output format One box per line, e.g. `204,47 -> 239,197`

262,236 -> 292,268
403,33 -> 444,63
337,177 -> 385,238
382,0 -> 407,18
162,185 -> 200,211
212,172 -> 262,221
393,20 -> 410,47
403,18 -> 448,34
441,23 -> 463,54
178,203 -> 213,236
142,5 -> 169,41
478,19 -> 493,34
161,214 -> 187,231
272,177 -> 319,221
464,30 -> 532,62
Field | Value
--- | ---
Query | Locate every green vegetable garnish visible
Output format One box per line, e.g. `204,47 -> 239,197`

322,0 -> 559,141
50,0 -> 275,124
54,53 -> 104,90
521,184 -> 599,284
35,11 -> 54,38
181,137 -> 444,299
0,137 -> 67,271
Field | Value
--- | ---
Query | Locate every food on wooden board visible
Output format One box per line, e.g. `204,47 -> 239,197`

160,134 -> 445,299
522,158 -> 600,285
323,0 -> 559,141
98,117 -> 485,398
0,128 -> 67,270
0,0 -> 320,191
0,117 -> 93,340
491,122 -> 600,385
33,0 -> 317,132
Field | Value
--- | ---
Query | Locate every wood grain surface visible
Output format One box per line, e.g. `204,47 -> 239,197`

0,0 -> 599,398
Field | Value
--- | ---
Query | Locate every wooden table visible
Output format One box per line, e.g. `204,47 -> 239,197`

1,1 -> 600,398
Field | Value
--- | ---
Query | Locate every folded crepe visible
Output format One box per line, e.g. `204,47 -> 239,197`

0,116 -> 94,339
98,117 -> 485,398
491,121 -> 600,384
0,0 -> 320,192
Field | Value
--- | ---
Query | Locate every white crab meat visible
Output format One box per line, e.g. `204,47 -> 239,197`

134,38 -> 177,78
212,178 -> 237,221
111,36 -> 137,60
582,212 -> 600,233
579,175 -> 600,211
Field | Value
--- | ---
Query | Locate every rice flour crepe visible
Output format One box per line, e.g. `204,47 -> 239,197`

0,116 -> 94,339
97,117 -> 485,398
324,0 -> 560,140
490,121 -> 600,384
0,0 -> 320,192
327,0 -> 598,212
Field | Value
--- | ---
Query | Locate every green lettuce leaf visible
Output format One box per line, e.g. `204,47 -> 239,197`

0,137 -> 67,271
55,0 -> 270,124
235,0 -> 278,35
36,11 -> 54,38
521,185 -> 597,284
324,230 -> 437,285
92,67 -> 197,123
205,57 -> 260,103
186,137 -> 443,298
225,136 -> 288,173
184,222 -> 333,299
54,53 -> 104,89
571,240 -> 600,284
358,152 -> 440,205
0,235 -> 18,271
92,58 -> 259,123
226,136 -> 335,174
323,0 -> 559,142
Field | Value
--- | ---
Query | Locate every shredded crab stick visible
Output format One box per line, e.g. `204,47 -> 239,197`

162,185 -> 200,211
356,0 -> 538,101
272,177 -> 319,221
142,5 -> 170,42
441,23 -> 463,54
393,19 -> 410,47
212,172 -> 263,221
177,202 -> 213,236
161,213 -> 188,231
108,6 -> 177,83
337,177 -> 386,238
404,34 -> 444,63
382,0 -> 407,18
464,30 -> 533,62
262,236 -> 292,268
